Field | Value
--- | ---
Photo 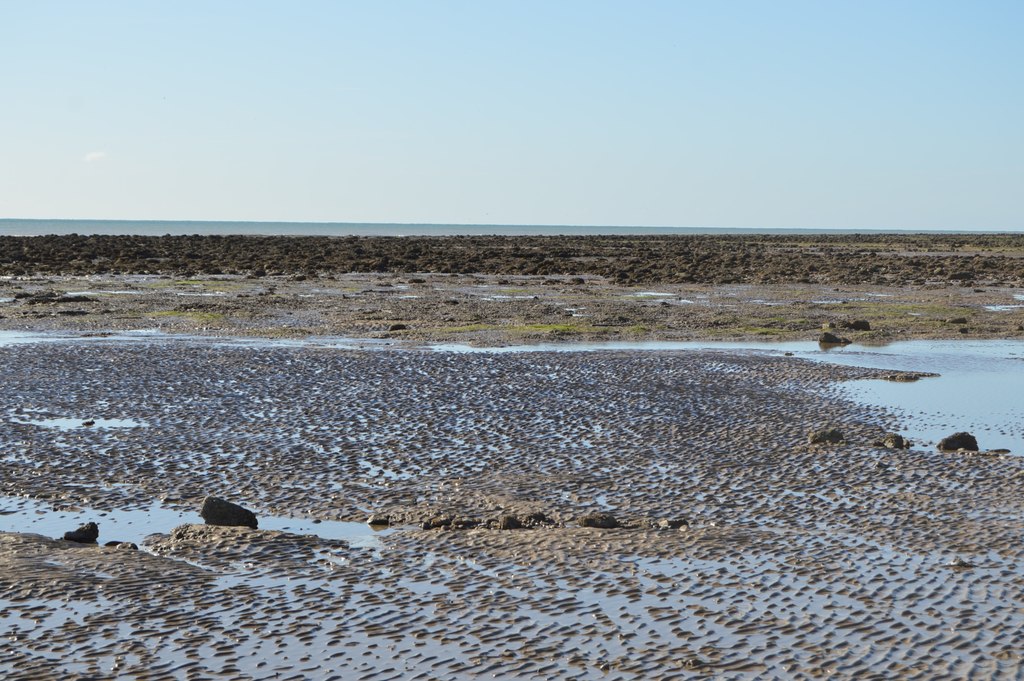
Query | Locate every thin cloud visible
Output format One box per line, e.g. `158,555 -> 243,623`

83,151 -> 107,162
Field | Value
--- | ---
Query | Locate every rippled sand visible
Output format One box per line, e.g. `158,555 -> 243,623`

2,341 -> 1023,679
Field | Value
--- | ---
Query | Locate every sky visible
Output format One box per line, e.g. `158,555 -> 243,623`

1,1 -> 1021,229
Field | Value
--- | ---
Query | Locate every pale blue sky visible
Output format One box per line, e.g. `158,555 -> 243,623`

1,1 -> 1021,229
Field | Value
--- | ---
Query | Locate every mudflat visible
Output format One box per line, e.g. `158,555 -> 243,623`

2,234 -> 1023,679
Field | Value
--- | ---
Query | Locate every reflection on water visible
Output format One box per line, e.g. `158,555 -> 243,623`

0,496 -> 389,548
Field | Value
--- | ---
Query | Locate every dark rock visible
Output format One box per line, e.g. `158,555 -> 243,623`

421,515 -> 453,530
388,323 -> 408,331
497,514 -> 522,530
366,513 -> 391,527
520,512 -> 555,528
808,428 -> 844,445
946,317 -> 969,325
842,320 -> 871,331
818,332 -> 851,345
881,372 -> 937,382
874,433 -> 911,449
63,522 -> 99,543
938,432 -> 979,451
578,512 -> 619,529
200,495 -> 258,529
450,517 -> 480,530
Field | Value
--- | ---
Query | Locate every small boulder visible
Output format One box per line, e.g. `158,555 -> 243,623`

874,433 -> 911,449
421,515 -> 453,530
366,513 -> 391,527
657,519 -> 689,530
497,514 -> 522,530
63,522 -> 99,543
200,495 -> 258,529
843,320 -> 871,331
808,428 -> 844,445
388,323 -> 408,332
818,332 -> 851,345
578,512 -> 619,529
938,432 -> 979,452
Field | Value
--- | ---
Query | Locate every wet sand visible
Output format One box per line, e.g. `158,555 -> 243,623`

3,339 -> 1024,679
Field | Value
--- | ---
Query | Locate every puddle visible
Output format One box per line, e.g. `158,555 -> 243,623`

0,496 -> 392,548
10,416 -> 146,430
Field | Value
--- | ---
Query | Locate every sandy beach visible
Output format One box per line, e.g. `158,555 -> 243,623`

2,234 -> 1024,679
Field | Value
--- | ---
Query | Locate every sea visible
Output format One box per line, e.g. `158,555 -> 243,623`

0,219 -> 993,237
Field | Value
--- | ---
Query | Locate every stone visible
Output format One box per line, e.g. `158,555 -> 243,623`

874,433 -> 911,449
200,495 -> 258,529
388,323 -> 408,331
844,319 -> 871,331
63,522 -> 99,543
818,332 -> 851,345
657,519 -> 688,530
808,428 -> 844,445
946,317 -> 969,325
578,512 -> 619,529
497,514 -> 522,530
421,515 -> 453,530
366,513 -> 391,527
938,432 -> 979,451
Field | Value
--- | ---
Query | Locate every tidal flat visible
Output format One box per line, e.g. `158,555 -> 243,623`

2,234 -> 1024,679
2,336 -> 1024,679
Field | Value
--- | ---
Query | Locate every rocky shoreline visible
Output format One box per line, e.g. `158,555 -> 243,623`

1,233 -> 1022,346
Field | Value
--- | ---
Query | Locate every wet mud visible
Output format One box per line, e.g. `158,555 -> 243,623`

3,340 -> 1024,678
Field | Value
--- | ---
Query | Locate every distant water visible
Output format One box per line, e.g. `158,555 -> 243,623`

0,219 -> 981,237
